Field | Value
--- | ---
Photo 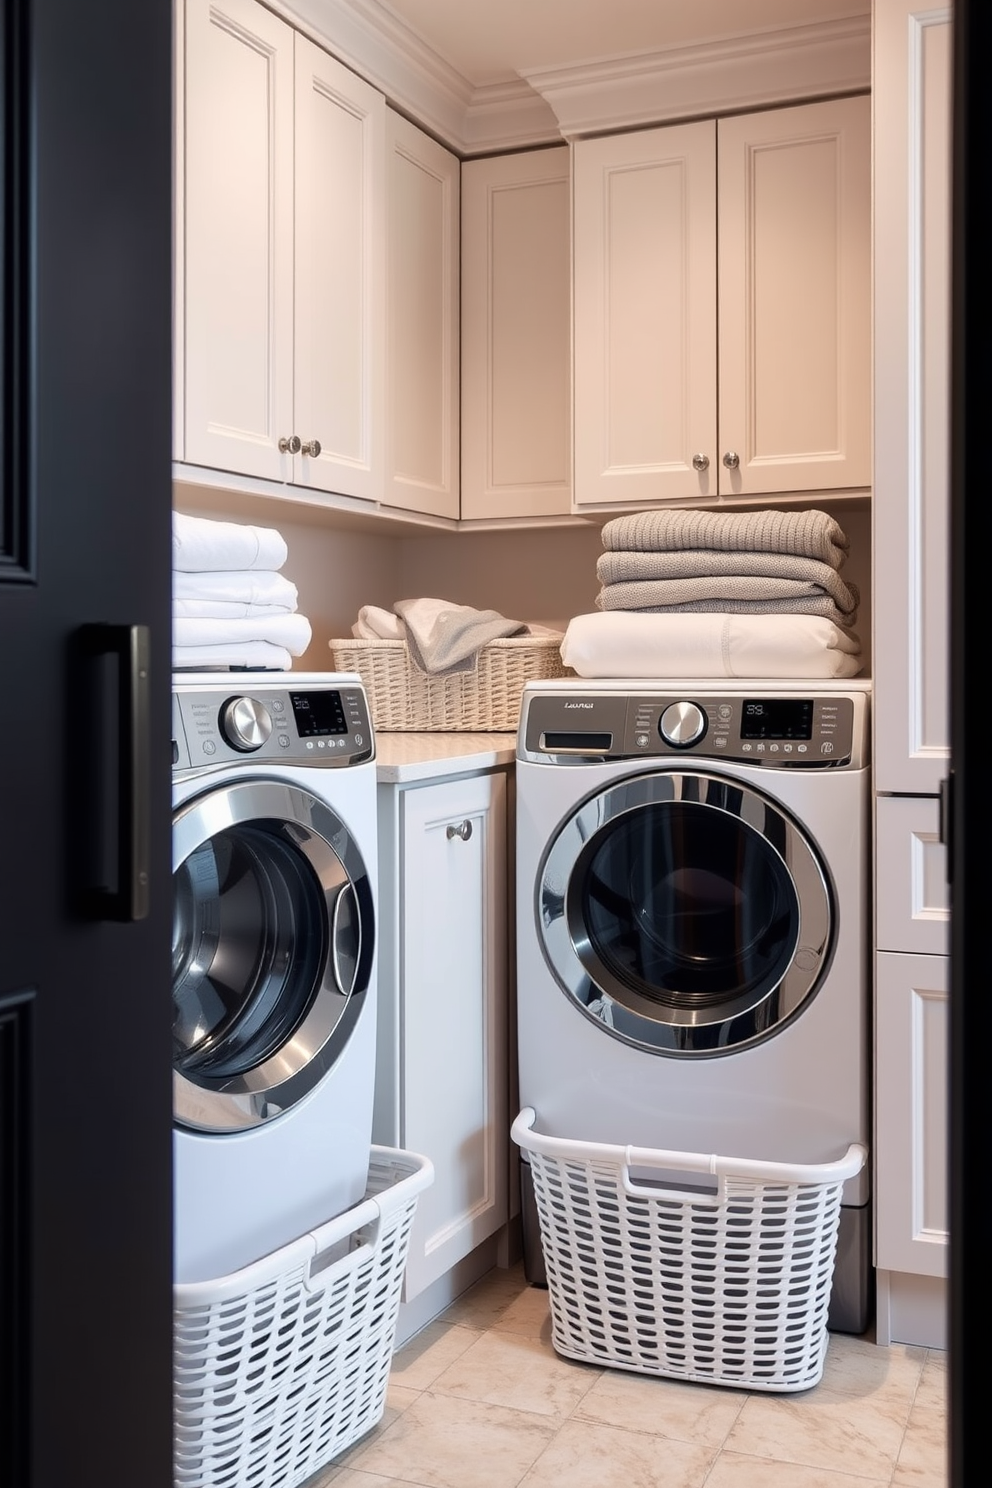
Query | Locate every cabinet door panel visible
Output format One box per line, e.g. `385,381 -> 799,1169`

293,35 -> 384,501
461,149 -> 571,520
384,110 -> 459,519
875,951 -> 949,1279
183,0 -> 294,479
573,122 -> 717,506
873,5 -> 951,795
875,795 -> 949,956
399,773 -> 508,1299
717,96 -> 871,495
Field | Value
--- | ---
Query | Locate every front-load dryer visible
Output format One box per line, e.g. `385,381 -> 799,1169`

515,677 -> 872,1332
172,671 -> 377,1284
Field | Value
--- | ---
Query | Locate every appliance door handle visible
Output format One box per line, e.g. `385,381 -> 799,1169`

331,880 -> 361,997
79,623 -> 151,921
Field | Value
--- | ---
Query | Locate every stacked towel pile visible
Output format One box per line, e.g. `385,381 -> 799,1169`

350,599 -> 559,675
561,508 -> 864,679
173,512 -> 312,671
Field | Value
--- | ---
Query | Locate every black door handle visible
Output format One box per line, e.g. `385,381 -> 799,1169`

77,623 -> 151,921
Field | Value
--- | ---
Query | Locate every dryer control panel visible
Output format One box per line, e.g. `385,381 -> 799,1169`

172,683 -> 373,774
521,690 -> 863,767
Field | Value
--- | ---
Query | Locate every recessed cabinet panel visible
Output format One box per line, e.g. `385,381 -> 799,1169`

461,148 -> 571,520
293,36 -> 384,499
573,123 -> 717,506
875,795 -> 949,956
718,97 -> 871,494
875,951 -> 949,1279
184,0 -> 294,479
873,6 -> 951,795
384,109 -> 459,519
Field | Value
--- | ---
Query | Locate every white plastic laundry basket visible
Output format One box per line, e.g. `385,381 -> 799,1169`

512,1108 -> 865,1394
174,1146 -> 433,1488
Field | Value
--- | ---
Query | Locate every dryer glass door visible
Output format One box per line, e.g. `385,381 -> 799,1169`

172,778 -> 373,1130
539,770 -> 832,1054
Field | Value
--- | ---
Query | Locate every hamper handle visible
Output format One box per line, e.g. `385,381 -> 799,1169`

303,1194 -> 382,1293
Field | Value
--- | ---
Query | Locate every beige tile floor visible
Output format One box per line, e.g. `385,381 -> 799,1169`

305,1263 -> 948,1488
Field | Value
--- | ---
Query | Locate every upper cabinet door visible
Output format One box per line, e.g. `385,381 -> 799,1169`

461,147 -> 572,521
573,122 -> 718,507
872,2 -> 952,796
382,109 -> 460,520
717,96 -> 871,498
293,36 -> 385,502
183,0 -> 295,481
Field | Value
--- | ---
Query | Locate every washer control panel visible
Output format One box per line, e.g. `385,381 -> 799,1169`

523,691 -> 859,766
172,683 -> 373,774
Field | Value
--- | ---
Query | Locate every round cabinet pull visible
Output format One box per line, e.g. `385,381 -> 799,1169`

446,820 -> 473,842
301,439 -> 322,458
278,435 -> 302,454
722,450 -> 740,470
691,453 -> 709,472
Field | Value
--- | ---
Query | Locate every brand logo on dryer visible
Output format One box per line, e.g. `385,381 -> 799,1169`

563,701 -> 595,709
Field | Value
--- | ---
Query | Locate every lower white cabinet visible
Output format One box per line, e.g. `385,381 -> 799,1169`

374,769 -> 509,1300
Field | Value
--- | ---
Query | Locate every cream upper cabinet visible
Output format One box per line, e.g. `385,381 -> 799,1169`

573,97 -> 871,508
383,109 -> 459,520
181,0 -> 385,501
461,148 -> 572,521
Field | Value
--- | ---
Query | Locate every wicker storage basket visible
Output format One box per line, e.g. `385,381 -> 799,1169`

174,1146 -> 433,1488
329,634 -> 568,731
512,1108 -> 866,1394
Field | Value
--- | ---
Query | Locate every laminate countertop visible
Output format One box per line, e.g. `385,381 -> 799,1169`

373,732 -> 516,784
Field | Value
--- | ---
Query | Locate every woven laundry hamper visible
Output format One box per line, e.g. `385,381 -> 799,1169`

512,1108 -> 866,1394
174,1146 -> 433,1488
328,635 -> 568,731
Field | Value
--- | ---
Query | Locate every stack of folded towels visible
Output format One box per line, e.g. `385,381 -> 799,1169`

172,511 -> 312,671
560,508 -> 863,679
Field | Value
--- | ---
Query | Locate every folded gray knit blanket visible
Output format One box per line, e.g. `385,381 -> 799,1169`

599,508 -> 850,569
595,547 -> 859,611
595,585 -> 858,628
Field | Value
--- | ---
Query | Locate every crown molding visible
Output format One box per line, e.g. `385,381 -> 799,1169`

520,16 -> 872,139
266,3 -> 871,156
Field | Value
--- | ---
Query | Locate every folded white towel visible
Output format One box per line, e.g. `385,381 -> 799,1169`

173,597 -> 299,620
172,641 -> 293,671
173,613 -> 312,655
173,512 -> 289,573
560,611 -> 863,680
173,569 -> 299,609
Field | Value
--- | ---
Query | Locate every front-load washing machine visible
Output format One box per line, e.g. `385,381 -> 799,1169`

515,677 -> 872,1332
172,671 -> 377,1284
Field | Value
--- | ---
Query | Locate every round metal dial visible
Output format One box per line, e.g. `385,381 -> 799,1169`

220,695 -> 273,752
659,700 -> 706,748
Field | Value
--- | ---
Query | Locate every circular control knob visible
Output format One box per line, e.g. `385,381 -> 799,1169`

220,695 -> 273,752
659,700 -> 706,749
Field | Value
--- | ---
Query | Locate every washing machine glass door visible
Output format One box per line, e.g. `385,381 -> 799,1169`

172,778 -> 374,1130
539,770 -> 832,1054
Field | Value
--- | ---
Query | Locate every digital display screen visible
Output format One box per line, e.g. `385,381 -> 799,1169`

740,699 -> 814,740
290,690 -> 348,737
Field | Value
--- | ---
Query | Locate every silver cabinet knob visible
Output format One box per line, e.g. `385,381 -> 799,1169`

279,435 -> 301,454
219,695 -> 273,752
659,701 -> 706,748
722,451 -> 740,470
301,439 -> 322,458
691,453 -> 710,472
446,820 -> 473,841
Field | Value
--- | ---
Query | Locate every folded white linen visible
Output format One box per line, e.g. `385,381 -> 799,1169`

172,641 -> 293,671
599,508 -> 850,568
351,604 -> 406,641
173,511 -> 289,573
172,568 -> 298,609
560,611 -> 863,680
173,612 -> 312,655
173,597 -> 299,620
